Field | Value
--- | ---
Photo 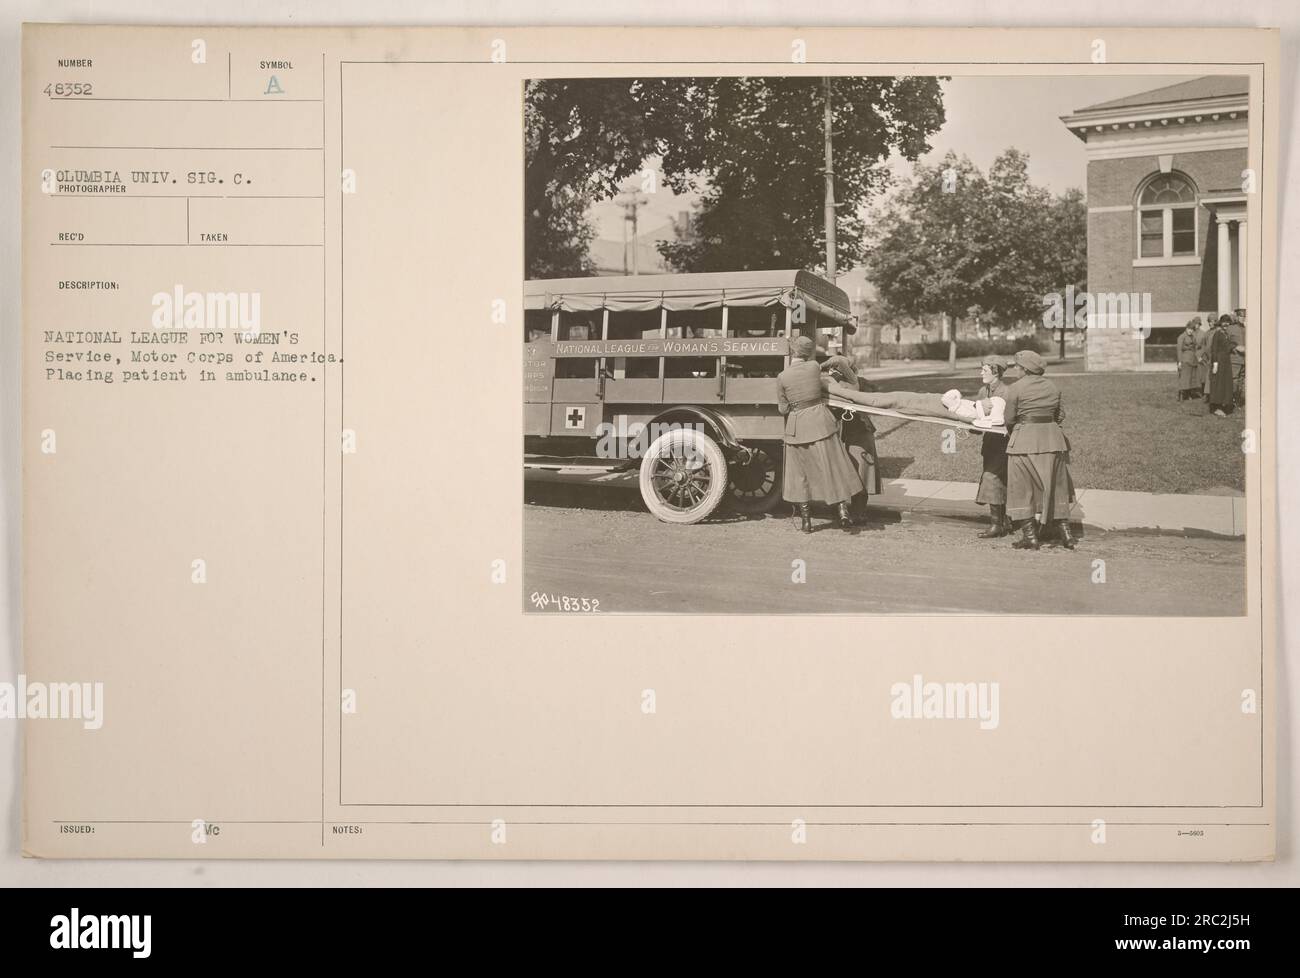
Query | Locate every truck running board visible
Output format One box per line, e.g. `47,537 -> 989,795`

524,455 -> 639,484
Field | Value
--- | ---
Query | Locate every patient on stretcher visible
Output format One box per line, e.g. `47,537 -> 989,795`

827,383 -> 1006,428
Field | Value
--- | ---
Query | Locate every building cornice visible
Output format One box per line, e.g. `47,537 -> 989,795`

1080,128 -> 1247,161
1061,93 -> 1248,142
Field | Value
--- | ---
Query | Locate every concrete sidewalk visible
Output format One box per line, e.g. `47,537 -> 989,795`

875,478 -> 1245,538
526,464 -> 1246,538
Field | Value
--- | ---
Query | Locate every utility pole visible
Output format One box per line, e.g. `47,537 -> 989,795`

630,196 -> 640,275
616,188 -> 647,275
620,208 -> 629,275
823,76 -> 838,281
944,312 -> 957,372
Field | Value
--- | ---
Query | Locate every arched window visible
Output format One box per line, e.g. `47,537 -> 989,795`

1136,172 -> 1198,259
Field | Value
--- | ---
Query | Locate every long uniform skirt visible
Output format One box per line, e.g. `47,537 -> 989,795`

1006,451 -> 1073,522
975,434 -> 1009,506
839,417 -> 881,498
1207,359 -> 1234,409
783,433 -> 864,505
1177,362 -> 1198,391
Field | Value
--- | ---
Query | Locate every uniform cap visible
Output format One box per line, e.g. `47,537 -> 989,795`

1014,350 -> 1047,375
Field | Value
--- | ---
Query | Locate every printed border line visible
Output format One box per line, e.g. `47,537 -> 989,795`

339,58 -> 345,810
322,50 -> 328,847
52,819 -> 1272,827
339,60 -> 1263,65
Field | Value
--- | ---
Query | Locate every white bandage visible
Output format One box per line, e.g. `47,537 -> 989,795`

972,396 -> 1006,429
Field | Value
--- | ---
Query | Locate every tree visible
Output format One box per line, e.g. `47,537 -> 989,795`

866,153 -> 995,366
980,149 -> 1086,349
981,148 -> 1054,324
1035,187 -> 1088,357
869,294 -> 925,347
525,185 -> 597,278
867,149 -> 1087,365
656,76 -> 944,273
524,76 -> 946,277
524,81 -> 607,277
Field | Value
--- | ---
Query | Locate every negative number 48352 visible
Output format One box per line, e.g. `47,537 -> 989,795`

44,83 -> 93,97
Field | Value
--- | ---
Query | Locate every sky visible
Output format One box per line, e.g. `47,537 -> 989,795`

912,74 -> 1195,193
587,74 -> 1198,252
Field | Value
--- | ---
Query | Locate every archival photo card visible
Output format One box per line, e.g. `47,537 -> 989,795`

20,24 -> 1277,861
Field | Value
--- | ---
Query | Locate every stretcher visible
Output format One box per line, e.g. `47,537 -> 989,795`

827,395 -> 1008,436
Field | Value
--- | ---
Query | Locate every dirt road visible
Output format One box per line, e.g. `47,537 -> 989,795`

523,486 -> 1246,616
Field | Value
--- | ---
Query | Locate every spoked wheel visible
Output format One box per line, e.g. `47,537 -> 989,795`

727,444 -> 784,514
639,428 -> 728,524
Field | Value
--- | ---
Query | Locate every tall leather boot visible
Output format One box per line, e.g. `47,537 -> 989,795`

851,493 -> 869,525
978,504 -> 1009,538
837,501 -> 853,529
1011,519 -> 1041,551
798,502 -> 813,534
1056,519 -> 1076,550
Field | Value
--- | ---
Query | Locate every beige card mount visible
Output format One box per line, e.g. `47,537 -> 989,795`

21,24 -> 1277,860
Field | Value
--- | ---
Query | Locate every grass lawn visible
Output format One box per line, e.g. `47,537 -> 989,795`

865,371 -> 1245,494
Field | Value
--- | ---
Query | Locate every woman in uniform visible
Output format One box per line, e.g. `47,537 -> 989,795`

1206,314 -> 1236,417
777,336 -> 863,532
1175,319 -> 1200,400
1195,317 -> 1211,396
819,346 -> 881,524
1002,350 -> 1075,551
974,355 -> 1013,538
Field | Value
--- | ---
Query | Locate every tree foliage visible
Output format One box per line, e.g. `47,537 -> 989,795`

866,149 -> 1087,331
524,76 -> 945,277
524,81 -> 603,277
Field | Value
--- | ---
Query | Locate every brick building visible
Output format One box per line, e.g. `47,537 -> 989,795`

1061,77 -> 1248,370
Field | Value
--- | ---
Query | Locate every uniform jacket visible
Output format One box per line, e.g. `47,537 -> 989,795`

821,355 -> 878,433
1003,374 -> 1068,455
777,359 -> 838,445
1176,330 -> 1199,365
821,354 -> 858,388
977,378 -> 1012,459
1227,321 -> 1246,367
1194,328 -> 1211,364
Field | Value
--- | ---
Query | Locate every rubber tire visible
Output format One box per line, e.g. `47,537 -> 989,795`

727,444 -> 784,514
639,428 -> 729,525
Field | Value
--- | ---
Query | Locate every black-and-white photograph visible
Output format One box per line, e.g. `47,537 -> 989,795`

523,74 -> 1250,615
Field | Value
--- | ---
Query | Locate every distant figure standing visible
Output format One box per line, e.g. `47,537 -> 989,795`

1175,319 -> 1200,400
1003,350 -> 1075,551
1206,314 -> 1236,416
777,336 -> 863,532
1194,316 -> 1212,395
1228,312 -> 1246,404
